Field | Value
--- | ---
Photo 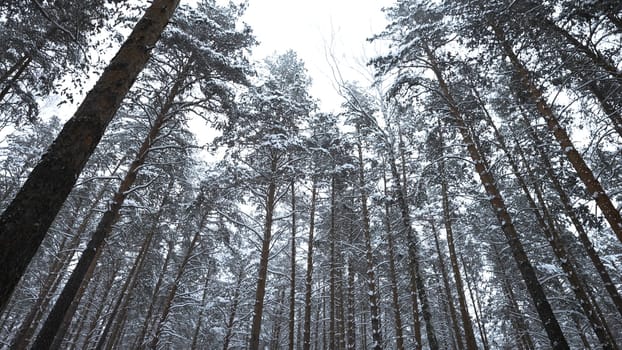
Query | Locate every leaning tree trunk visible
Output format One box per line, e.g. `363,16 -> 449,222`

423,44 -> 569,349
0,0 -> 180,311
31,63 -> 188,349
430,219 -> 464,350
491,22 -> 622,246
522,119 -> 622,318
147,213 -> 208,350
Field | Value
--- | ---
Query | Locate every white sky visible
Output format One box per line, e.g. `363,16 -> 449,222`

242,0 -> 392,112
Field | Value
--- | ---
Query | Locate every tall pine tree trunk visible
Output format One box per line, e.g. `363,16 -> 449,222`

356,141 -> 383,350
437,129 -> 478,350
249,154 -> 279,350
302,183 -> 317,350
423,44 -> 569,349
0,0 -> 180,310
491,22 -> 622,245
382,169 -> 405,350
289,182 -> 297,350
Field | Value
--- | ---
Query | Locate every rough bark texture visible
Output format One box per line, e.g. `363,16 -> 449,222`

0,0 -> 180,310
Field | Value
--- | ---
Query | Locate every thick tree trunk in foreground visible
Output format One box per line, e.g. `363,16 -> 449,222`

423,45 -> 569,349
0,0 -> 180,311
31,65 -> 187,349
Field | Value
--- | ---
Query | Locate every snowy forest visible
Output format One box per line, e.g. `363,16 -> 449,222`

0,0 -> 621,349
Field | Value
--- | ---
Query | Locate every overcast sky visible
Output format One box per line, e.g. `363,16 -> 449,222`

242,0 -> 392,112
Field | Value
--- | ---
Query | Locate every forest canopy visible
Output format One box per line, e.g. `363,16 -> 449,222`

0,0 -> 621,349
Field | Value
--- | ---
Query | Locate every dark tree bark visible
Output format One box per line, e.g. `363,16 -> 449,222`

0,0 -> 180,311
31,62 -> 188,349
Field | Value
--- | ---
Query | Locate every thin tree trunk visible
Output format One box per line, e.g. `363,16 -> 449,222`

289,182 -> 297,350
492,22 -> 622,245
190,273 -> 212,350
423,44 -> 569,349
461,255 -> 492,350
222,266 -> 244,350
430,219 -> 464,350
387,150 -> 436,350
0,0 -> 180,310
303,183 -> 317,350
148,212 -> 209,350
356,141 -> 383,350
133,239 -> 174,349
345,260 -> 357,350
381,169 -> 405,350
249,153 -> 279,350
97,179 -> 175,350
437,129 -> 478,350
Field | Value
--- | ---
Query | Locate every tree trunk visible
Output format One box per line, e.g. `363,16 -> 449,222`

31,57 -> 188,350
437,129 -> 478,350
430,219 -> 464,350
461,255 -> 492,350
289,182 -> 297,350
303,183 -> 317,350
491,22 -> 622,245
356,141 -> 383,350
249,153 -> 279,350
222,266 -> 244,350
133,239 -> 174,349
523,120 -> 622,318
381,169 -> 405,350
345,260 -> 357,350
423,44 -> 569,349
473,86 -> 616,348
387,151 -> 436,350
190,273 -> 212,350
148,212 -> 208,350
0,0 -> 180,310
